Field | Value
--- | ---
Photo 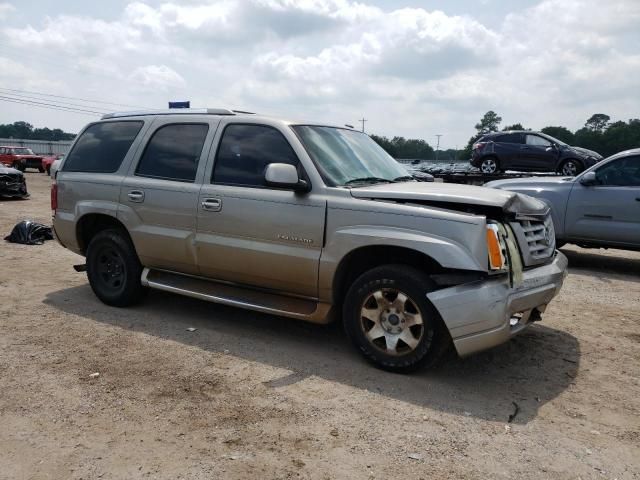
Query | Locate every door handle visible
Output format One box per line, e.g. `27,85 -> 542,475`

201,198 -> 222,212
127,190 -> 145,203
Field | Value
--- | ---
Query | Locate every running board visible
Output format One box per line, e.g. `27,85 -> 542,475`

141,268 -> 332,324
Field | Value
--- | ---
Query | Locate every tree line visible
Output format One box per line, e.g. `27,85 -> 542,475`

370,112 -> 639,161
0,121 -> 76,141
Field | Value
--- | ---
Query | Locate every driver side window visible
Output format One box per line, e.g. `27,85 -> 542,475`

595,156 -> 640,186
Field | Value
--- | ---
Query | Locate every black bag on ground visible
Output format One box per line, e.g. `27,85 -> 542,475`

4,220 -> 54,245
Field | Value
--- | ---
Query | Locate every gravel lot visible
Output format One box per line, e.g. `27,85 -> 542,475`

1,172 -> 639,479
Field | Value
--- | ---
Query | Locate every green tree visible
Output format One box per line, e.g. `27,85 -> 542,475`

541,126 -> 575,144
475,110 -> 502,135
370,134 -> 434,159
585,113 -> 610,133
502,123 -> 525,131
461,110 -> 503,160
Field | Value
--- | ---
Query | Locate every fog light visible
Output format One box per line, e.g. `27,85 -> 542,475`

509,312 -> 524,327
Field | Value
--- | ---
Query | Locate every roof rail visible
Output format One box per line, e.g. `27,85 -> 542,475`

101,108 -> 253,120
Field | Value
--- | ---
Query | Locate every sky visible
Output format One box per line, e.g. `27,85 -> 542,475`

1,0 -> 638,149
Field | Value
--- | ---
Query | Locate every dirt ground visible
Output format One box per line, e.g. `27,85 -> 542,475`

0,172 -> 639,480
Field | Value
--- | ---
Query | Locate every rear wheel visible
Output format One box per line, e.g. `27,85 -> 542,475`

480,157 -> 499,174
86,229 -> 144,307
343,265 -> 449,373
558,159 -> 583,176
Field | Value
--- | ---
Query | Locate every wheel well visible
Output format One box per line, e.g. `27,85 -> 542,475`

76,213 -> 130,255
332,246 -> 444,304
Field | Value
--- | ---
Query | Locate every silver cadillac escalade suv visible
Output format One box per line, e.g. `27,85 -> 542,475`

52,109 -> 567,372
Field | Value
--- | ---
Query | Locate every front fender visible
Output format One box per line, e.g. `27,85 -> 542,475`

318,223 -> 487,302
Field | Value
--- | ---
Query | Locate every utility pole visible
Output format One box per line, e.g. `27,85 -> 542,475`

359,117 -> 367,133
435,134 -> 442,161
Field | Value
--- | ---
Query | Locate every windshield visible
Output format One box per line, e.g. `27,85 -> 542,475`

292,125 -> 411,187
11,148 -> 35,155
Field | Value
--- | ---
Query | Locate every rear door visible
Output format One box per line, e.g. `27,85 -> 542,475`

195,121 -> 325,297
565,155 -> 640,247
492,133 -> 522,170
520,134 -> 558,171
118,118 -> 219,275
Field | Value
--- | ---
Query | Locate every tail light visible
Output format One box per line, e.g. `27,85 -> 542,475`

473,142 -> 487,150
51,181 -> 58,213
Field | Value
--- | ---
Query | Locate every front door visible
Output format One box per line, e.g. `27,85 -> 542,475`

118,119 -> 218,275
565,155 -> 640,247
195,123 -> 325,298
520,134 -> 558,171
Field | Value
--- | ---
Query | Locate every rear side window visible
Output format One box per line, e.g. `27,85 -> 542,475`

495,133 -> 522,144
212,124 -> 299,187
63,121 -> 143,173
136,123 -> 209,182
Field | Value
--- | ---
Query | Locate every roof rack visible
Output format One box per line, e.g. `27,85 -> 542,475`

101,108 -> 256,120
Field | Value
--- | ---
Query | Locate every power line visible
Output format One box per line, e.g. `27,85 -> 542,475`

0,95 -> 104,116
359,117 -> 367,133
0,87 -> 149,110
0,89 -> 112,112
435,134 -> 442,161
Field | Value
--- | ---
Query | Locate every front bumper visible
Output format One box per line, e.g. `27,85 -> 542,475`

427,251 -> 568,357
0,177 -> 29,198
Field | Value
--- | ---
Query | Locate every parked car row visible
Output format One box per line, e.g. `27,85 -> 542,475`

0,145 -> 64,175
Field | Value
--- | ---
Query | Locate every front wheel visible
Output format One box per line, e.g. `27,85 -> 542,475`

12,161 -> 25,172
86,229 -> 144,307
343,265 -> 449,373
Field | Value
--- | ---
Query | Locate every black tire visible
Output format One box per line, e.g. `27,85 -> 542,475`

46,166 -> 51,176
479,156 -> 500,174
558,159 -> 583,176
12,161 -> 25,172
38,166 -> 45,173
342,265 -> 450,373
86,229 -> 144,307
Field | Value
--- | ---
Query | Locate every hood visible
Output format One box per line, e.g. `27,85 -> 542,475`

0,165 -> 22,175
485,176 -> 574,189
349,181 -> 548,216
569,146 -> 602,159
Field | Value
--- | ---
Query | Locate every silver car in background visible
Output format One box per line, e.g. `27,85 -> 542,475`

486,149 -> 640,251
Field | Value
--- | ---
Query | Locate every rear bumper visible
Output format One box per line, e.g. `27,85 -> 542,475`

427,252 -> 568,357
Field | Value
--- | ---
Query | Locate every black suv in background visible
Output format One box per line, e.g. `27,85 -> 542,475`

470,130 -> 602,175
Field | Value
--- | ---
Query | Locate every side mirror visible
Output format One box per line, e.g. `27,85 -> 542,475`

264,163 -> 309,192
579,171 -> 597,186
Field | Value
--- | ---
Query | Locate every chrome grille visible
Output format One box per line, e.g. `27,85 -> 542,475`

510,215 -> 556,267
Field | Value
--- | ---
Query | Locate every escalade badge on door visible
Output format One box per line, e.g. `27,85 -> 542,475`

277,233 -> 313,245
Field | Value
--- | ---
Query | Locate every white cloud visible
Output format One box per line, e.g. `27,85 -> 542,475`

0,0 -> 638,146
128,65 -> 186,90
0,3 -> 13,19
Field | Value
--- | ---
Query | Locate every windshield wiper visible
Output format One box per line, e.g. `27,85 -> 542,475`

392,175 -> 416,182
344,177 -> 395,186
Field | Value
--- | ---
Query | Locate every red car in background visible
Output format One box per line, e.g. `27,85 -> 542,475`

0,146 -> 45,172
42,154 -> 63,175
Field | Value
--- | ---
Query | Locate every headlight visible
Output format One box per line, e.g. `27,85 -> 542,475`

486,222 -> 507,271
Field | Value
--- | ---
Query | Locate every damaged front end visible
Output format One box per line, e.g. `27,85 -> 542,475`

0,169 -> 29,199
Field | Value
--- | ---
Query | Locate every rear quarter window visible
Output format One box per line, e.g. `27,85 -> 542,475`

63,121 -> 143,173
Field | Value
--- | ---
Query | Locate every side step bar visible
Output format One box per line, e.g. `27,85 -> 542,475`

141,268 -> 332,324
